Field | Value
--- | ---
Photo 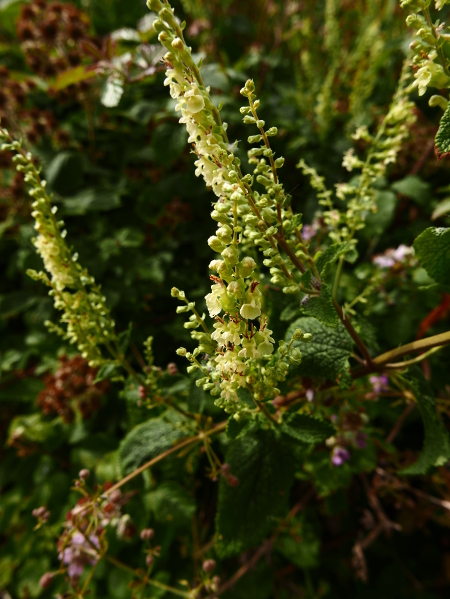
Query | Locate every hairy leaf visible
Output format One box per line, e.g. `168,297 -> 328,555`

286,317 -> 353,388
413,227 -> 450,290
401,370 -> 450,475
215,429 -> 296,557
282,413 -> 335,445
435,102 -> 450,159
315,242 -> 354,277
119,413 -> 192,475
303,283 -> 339,328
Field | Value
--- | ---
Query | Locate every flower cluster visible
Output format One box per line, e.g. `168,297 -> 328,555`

299,61 -> 416,251
401,0 -> 450,105
37,355 -> 109,423
49,470 -> 134,588
0,128 -> 118,367
372,244 -> 414,269
326,407 -> 369,467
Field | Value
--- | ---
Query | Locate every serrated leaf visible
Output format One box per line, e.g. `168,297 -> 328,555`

413,227 -> 450,290
282,413 -> 334,445
119,413 -> 192,475
400,369 -> 450,475
226,417 -> 252,439
435,102 -> 450,159
315,242 -> 354,277
236,386 -> 255,407
286,317 -> 353,388
303,283 -> 339,328
215,429 -> 296,557
291,213 -> 302,229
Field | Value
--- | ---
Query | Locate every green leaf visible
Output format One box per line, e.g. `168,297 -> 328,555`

45,152 -> 84,196
101,76 -> 124,108
391,176 -> 431,206
304,451 -> 352,497
215,429 -> 296,557
226,417 -> 251,439
303,283 -> 339,328
236,386 -> 255,407
275,513 -> 320,569
286,317 -> 353,388
413,227 -> 450,290
53,66 -> 97,91
315,242 -> 354,277
435,101 -> 450,159
62,187 -> 122,215
400,370 -> 450,475
117,323 -> 133,355
94,362 -> 120,383
432,198 -> 450,220
280,303 -> 301,322
282,413 -> 334,445
362,190 -> 397,238
145,481 -> 195,526
0,291 -> 37,319
119,413 -> 192,475
291,213 -> 302,229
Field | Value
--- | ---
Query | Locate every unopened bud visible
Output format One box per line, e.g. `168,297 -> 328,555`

167,362 -> 178,375
109,489 -> 122,504
146,554 -> 155,567
138,385 -> 146,399
227,475 -> 239,487
39,572 -> 54,589
203,559 -> 216,573
79,469 -> 90,480
140,528 -> 155,541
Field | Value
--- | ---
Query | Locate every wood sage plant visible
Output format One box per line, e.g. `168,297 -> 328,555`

2,0 -> 450,595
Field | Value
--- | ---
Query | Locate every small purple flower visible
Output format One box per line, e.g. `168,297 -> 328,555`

373,255 -> 395,268
369,374 -> 389,394
306,388 -> 314,402
355,431 -> 368,449
393,244 -> 412,262
331,446 -> 350,467
301,224 -> 317,241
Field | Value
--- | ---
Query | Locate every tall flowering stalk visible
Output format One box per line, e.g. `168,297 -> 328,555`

148,0 -> 313,417
0,127 -> 118,368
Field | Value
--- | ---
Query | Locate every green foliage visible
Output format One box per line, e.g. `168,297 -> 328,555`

435,102 -> 450,157
282,413 -> 335,445
303,283 -> 339,328
215,429 -> 296,557
119,412 -> 192,475
401,370 -> 450,475
413,227 -> 450,291
286,317 -> 353,388
1,0 -> 450,596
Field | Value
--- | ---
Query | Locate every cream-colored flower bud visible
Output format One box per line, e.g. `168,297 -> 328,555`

221,245 -> 239,266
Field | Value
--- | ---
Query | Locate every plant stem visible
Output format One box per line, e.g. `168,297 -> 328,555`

106,556 -> 190,598
373,330 -> 450,366
332,298 -> 373,365
423,6 -> 450,77
103,421 -> 227,495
